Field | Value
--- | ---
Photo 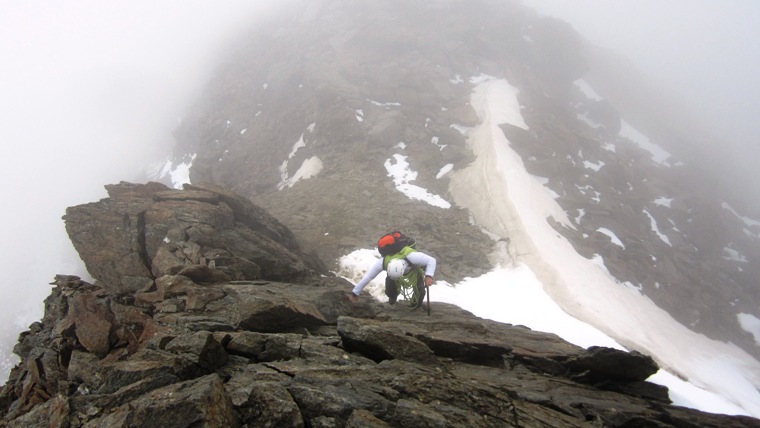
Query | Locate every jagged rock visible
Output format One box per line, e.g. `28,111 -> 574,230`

67,350 -> 101,387
225,331 -> 302,362
97,351 -> 186,394
346,409 -> 391,428
337,317 -> 438,365
164,331 -> 229,372
241,381 -> 304,427
237,298 -> 328,333
2,269 -> 759,426
63,181 -> 326,291
83,374 -> 239,428
65,291 -> 114,357
566,346 -> 659,382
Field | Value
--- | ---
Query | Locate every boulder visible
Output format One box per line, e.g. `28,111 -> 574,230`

337,317 -> 437,365
237,299 -> 328,333
64,182 -> 325,291
84,374 -> 239,428
566,346 -> 659,382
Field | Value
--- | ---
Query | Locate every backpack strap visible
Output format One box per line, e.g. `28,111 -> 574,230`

383,246 -> 417,270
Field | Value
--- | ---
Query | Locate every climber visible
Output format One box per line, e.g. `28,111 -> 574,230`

348,231 -> 436,309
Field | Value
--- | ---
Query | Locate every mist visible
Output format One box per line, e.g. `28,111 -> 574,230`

523,0 -> 760,213
2,0 -> 759,383
0,1 -> 287,379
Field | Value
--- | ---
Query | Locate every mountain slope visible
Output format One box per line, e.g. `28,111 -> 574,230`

162,0 -> 760,359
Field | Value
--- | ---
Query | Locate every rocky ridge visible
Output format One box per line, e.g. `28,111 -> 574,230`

1,183 -> 758,427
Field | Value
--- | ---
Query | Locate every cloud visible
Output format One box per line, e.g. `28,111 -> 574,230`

0,0 -> 288,379
523,0 -> 760,211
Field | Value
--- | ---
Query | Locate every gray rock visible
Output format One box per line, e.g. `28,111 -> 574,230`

337,317 -> 438,365
164,331 -> 229,372
64,182 -> 325,291
84,374 -> 239,428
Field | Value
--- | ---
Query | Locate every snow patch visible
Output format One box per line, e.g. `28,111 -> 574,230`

337,249 -> 388,302
723,203 -> 760,238
643,209 -> 672,246
277,124 -> 321,189
574,208 -> 585,225
449,124 -> 469,135
368,99 -> 401,108
469,74 -> 529,130
574,79 -> 603,101
619,120 -> 672,166
278,157 -> 323,190
738,313 -> 760,346
286,134 -> 307,159
583,160 -> 605,171
723,247 -> 748,263
159,153 -> 197,189
431,136 -> 447,151
577,112 -> 603,129
384,154 -> 451,209
597,227 -> 625,249
436,164 -> 454,179
450,74 -> 464,84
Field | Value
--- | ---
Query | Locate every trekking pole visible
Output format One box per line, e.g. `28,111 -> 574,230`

426,284 -> 431,316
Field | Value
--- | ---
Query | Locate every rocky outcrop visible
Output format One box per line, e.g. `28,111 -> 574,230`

63,181 -> 325,292
2,274 -> 758,427
1,185 -> 758,427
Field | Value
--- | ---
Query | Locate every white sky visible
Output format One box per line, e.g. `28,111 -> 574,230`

523,0 -> 760,209
0,1 -> 284,379
523,0 -> 760,136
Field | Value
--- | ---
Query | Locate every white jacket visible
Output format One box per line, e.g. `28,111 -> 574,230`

352,251 -> 436,296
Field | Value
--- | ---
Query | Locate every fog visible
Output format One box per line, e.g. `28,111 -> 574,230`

0,1 -> 287,379
523,0 -> 760,212
2,0 -> 759,382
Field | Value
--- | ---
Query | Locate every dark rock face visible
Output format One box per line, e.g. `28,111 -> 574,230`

2,184 -> 759,426
64,181 -> 325,291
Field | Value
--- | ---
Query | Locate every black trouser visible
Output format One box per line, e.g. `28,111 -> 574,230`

385,276 -> 399,302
